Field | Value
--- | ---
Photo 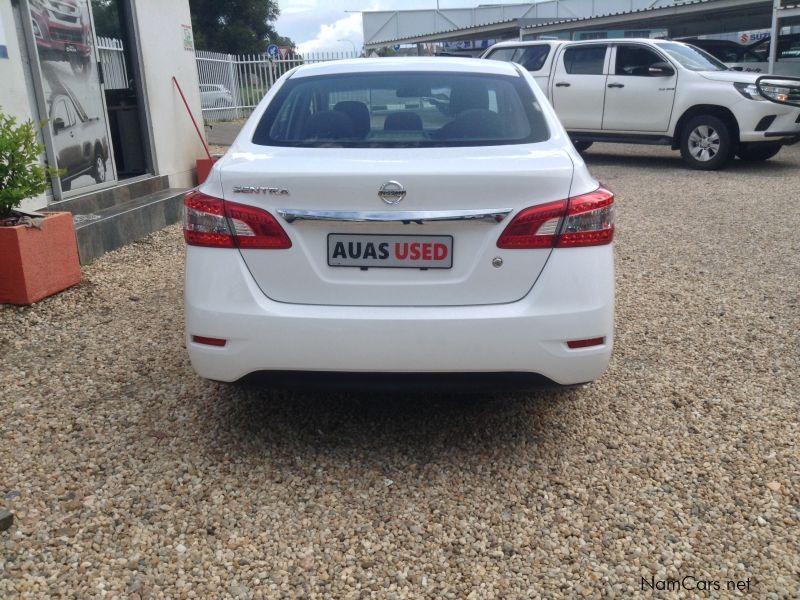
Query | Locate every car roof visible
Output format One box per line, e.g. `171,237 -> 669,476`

289,57 -> 522,79
488,40 -> 567,49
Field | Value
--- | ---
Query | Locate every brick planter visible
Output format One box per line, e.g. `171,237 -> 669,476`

0,212 -> 81,305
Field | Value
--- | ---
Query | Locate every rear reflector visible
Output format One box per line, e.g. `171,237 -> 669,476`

191,335 -> 227,347
567,337 -> 605,349
183,190 -> 291,249
497,187 -> 614,249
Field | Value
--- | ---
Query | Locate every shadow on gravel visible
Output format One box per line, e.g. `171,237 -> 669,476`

194,381 -> 580,463
583,150 -> 798,174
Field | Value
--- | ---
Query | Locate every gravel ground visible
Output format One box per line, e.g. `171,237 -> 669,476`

1,144 -> 799,598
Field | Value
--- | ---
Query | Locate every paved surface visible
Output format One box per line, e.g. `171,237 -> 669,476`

205,121 -> 244,147
1,144 -> 799,598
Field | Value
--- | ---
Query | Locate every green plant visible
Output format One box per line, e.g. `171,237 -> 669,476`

0,111 -> 56,220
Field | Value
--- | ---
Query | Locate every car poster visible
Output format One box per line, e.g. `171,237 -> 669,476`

28,0 -> 115,193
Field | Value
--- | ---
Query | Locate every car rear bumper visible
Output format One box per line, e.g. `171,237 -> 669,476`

184,245 -> 614,386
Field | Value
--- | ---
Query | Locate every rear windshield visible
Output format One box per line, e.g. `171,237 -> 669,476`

252,71 -> 550,148
486,45 -> 551,72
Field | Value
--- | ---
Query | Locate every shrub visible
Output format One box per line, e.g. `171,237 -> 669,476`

0,110 -> 55,220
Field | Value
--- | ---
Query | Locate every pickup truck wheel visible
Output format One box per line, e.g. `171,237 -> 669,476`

92,152 -> 107,184
680,115 -> 733,170
736,142 -> 782,162
69,53 -> 90,76
572,141 -> 593,153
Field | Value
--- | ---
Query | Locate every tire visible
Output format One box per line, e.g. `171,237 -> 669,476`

572,140 -> 593,153
679,115 -> 734,170
736,142 -> 782,162
91,151 -> 107,184
69,53 -> 90,76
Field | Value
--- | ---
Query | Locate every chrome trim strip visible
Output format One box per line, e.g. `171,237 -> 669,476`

277,208 -> 513,224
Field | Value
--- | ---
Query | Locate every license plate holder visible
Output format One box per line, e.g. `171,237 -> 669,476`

328,233 -> 453,269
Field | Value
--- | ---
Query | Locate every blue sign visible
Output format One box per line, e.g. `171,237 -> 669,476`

393,44 -> 401,51
267,44 -> 279,59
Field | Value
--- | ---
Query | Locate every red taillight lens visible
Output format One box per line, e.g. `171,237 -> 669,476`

183,191 -> 234,248
183,190 -> 291,249
567,337 -> 605,349
496,187 -> 614,249
191,335 -> 227,347
496,200 -> 568,249
225,202 -> 292,249
558,188 -> 615,248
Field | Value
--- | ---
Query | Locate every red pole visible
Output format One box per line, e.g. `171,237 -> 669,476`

172,75 -> 213,160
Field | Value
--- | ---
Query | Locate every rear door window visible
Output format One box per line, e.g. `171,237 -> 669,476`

563,45 -> 608,74
253,71 -> 550,147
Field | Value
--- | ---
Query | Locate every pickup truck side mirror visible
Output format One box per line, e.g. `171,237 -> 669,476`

52,118 -> 66,134
649,62 -> 675,77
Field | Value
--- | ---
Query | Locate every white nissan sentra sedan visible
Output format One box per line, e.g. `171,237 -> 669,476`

184,58 -> 615,387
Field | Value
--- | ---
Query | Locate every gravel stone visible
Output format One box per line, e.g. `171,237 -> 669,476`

1,144 -> 799,597
0,510 -> 13,532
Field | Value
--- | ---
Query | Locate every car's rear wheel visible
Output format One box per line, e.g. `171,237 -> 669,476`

680,115 -> 734,170
92,151 -> 107,184
736,142 -> 782,162
572,140 -> 593,153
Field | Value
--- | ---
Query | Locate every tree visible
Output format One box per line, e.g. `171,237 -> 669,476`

90,0 -> 121,39
189,0 -> 295,55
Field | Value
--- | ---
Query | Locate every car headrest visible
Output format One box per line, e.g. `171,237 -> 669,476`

383,112 -> 423,131
433,109 -> 503,140
448,80 -> 489,115
303,110 -> 355,140
333,101 -> 370,138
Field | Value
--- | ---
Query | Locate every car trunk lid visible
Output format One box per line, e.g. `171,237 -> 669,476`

220,144 -> 574,306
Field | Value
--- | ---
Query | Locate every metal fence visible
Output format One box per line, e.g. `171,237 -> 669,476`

97,36 -> 128,90
196,50 -> 358,123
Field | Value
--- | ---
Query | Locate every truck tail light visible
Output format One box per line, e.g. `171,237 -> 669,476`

496,187 -> 614,249
183,190 -> 291,249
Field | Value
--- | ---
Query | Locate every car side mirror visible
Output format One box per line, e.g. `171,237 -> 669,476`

649,62 -> 675,76
52,118 -> 66,133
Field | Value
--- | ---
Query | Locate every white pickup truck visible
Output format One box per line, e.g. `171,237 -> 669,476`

482,39 -> 800,169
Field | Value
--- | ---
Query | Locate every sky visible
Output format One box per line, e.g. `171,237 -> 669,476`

275,1 -> 525,54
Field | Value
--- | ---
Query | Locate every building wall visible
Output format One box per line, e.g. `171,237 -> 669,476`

0,0 -> 47,212
0,0 -> 206,212
131,0 -> 205,189
0,1 -> 33,121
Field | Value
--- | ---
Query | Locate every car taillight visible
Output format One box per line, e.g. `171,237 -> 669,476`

183,190 -> 291,249
496,187 -> 614,249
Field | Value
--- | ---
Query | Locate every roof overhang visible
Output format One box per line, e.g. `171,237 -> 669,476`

520,0 -> 775,38
364,19 -> 522,49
